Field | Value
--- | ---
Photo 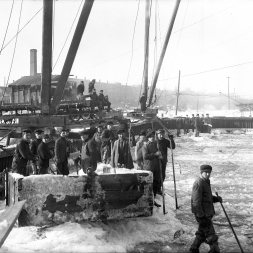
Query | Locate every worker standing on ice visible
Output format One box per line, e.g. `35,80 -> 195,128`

111,126 -> 134,169
142,130 -> 162,207
156,129 -> 175,184
195,114 -> 201,137
189,165 -> 222,253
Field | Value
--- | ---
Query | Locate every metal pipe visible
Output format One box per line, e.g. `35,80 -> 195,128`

148,0 -> 181,107
50,0 -> 94,113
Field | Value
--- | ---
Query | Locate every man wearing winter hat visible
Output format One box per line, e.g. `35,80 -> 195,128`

111,126 -> 133,169
142,130 -> 162,207
189,165 -> 222,253
135,129 -> 147,170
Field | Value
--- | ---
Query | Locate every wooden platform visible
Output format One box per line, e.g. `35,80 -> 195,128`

0,200 -> 26,247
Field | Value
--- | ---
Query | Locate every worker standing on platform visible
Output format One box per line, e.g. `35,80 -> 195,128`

12,129 -> 38,176
30,129 -> 44,174
101,121 -> 115,164
55,127 -> 69,175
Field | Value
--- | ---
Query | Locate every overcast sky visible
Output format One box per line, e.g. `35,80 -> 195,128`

0,0 -> 253,99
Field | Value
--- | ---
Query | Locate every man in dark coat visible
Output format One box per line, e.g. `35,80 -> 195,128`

88,79 -> 95,94
30,129 -> 44,174
99,120 -> 106,130
135,130 -> 146,170
175,117 -> 182,137
189,165 -> 222,253
111,127 -> 134,169
12,129 -> 37,176
37,134 -> 54,174
195,114 -> 201,137
104,95 -> 111,112
191,114 -> 195,132
77,81 -> 85,100
80,129 -> 97,173
54,127 -> 69,175
184,115 -> 190,134
142,130 -> 162,207
156,129 -> 175,182
93,124 -> 103,163
101,121 -> 115,164
139,93 -> 147,113
89,121 -> 97,138
91,88 -> 99,111
98,90 -> 105,110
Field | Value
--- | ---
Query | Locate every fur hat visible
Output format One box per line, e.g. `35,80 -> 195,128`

156,129 -> 165,134
200,165 -> 212,173
35,129 -> 44,134
146,130 -> 155,138
22,129 -> 32,134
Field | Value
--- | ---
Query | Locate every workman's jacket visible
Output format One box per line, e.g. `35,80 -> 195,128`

191,176 -> 220,217
12,139 -> 37,170
37,141 -> 53,168
142,141 -> 160,173
101,129 -> 115,148
54,136 -> 69,163
30,138 -> 42,164
111,138 -> 134,169
81,138 -> 97,173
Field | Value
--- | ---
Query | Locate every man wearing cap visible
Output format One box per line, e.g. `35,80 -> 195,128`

99,120 -> 106,130
12,129 -> 38,176
189,165 -> 222,253
80,129 -> 97,173
101,121 -> 115,164
184,115 -> 190,135
191,114 -> 195,133
111,127 -> 134,169
88,79 -> 95,94
139,93 -> 147,113
30,129 -> 44,174
98,90 -> 105,110
104,95 -> 111,112
176,116 -> 183,137
55,127 -> 69,175
142,130 -> 163,207
91,88 -> 98,111
135,130 -> 146,170
205,114 -> 212,134
77,81 -> 85,100
93,124 -> 103,162
156,129 -> 175,185
195,114 -> 201,137
89,121 -> 97,138
37,134 -> 54,174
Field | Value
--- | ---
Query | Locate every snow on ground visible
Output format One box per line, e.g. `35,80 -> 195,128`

2,129 -> 253,252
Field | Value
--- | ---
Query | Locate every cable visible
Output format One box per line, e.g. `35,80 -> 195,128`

52,0 -> 83,71
124,0 -> 140,108
1,0 -> 23,104
160,60 -> 253,81
0,0 -> 14,56
0,7 -> 42,54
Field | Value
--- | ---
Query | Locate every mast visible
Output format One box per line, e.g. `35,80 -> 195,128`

148,0 -> 181,107
175,70 -> 180,115
50,0 -> 94,114
141,0 -> 151,111
41,0 -> 53,114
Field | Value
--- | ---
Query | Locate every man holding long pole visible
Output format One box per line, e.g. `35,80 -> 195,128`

189,165 -> 222,253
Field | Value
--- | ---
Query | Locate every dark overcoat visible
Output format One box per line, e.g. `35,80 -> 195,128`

54,137 -> 68,163
12,139 -> 37,171
111,139 -> 134,169
37,142 -> 53,168
81,138 -> 97,173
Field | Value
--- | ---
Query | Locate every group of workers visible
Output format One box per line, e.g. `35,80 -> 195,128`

11,116 -> 220,253
176,113 -> 212,137
76,79 -> 111,112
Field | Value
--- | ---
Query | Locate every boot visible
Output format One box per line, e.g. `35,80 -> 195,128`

208,242 -> 220,253
189,236 -> 203,253
154,201 -> 161,207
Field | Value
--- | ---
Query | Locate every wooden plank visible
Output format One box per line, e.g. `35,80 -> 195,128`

0,200 -> 26,247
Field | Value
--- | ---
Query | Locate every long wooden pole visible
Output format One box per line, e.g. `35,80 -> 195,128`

175,70 -> 181,115
148,0 -> 181,107
41,0 -> 53,114
50,0 -> 94,113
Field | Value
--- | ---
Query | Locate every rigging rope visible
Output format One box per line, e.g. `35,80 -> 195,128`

0,7 -> 42,54
52,0 -> 83,71
124,0 -> 140,109
1,0 -> 23,104
0,0 -> 14,56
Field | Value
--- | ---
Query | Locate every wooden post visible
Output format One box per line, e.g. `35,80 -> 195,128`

41,0 -> 53,114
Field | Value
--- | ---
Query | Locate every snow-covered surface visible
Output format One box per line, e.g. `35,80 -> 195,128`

1,130 -> 253,252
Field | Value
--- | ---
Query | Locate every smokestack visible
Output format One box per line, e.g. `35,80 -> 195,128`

30,49 -> 37,76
